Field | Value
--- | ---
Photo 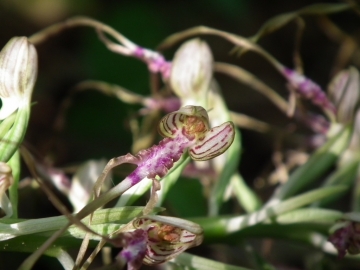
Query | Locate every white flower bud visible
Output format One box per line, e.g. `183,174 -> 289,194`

0,37 -> 37,120
328,67 -> 359,124
170,39 -> 213,103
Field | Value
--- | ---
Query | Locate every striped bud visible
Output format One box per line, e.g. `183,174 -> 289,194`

0,37 -> 37,120
170,39 -> 213,102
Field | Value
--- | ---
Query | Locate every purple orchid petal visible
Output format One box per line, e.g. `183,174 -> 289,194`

329,221 -> 360,259
133,46 -> 171,80
116,229 -> 147,270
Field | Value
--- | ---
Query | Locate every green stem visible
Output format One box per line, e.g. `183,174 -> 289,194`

8,150 -> 20,218
0,105 -> 30,162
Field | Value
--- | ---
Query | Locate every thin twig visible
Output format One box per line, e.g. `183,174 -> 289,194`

214,62 -> 289,114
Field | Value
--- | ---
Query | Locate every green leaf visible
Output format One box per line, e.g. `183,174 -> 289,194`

45,248 -> 74,270
191,186 -> 346,238
166,176 -> 207,217
314,159 -> 359,207
0,206 -> 161,241
66,223 -> 123,240
230,172 -> 262,213
8,150 -> 20,218
221,224 -> 333,255
270,186 -> 346,216
274,208 -> 343,224
157,156 -> 189,206
171,252 -> 251,270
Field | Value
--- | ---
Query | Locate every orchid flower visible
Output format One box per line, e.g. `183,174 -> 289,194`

116,105 -> 234,190
75,105 -> 234,220
328,214 -> 360,259
72,105 -> 233,268
116,215 -> 203,269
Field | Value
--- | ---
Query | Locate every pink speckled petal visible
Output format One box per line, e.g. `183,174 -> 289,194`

189,121 -> 235,161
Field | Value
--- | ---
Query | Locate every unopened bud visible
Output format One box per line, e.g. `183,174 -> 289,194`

328,67 -> 360,124
170,39 -> 213,102
0,37 -> 37,120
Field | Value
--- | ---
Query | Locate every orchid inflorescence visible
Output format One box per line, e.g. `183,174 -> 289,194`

0,34 -> 235,269
3,4 -> 360,270
80,105 -> 235,215
69,105 -> 235,269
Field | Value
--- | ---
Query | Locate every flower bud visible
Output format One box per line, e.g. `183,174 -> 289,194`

328,67 -> 360,124
0,37 -> 37,120
170,39 -> 213,103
